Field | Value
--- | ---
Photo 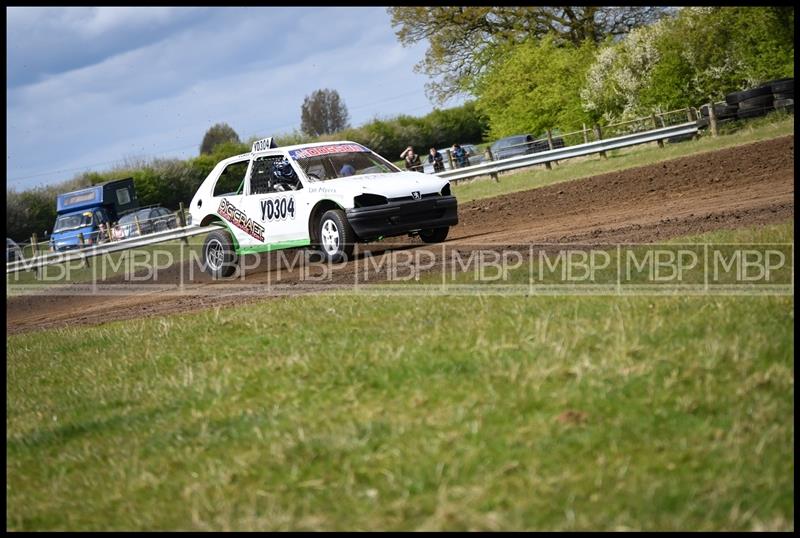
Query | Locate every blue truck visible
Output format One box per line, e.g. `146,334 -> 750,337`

50,178 -> 139,252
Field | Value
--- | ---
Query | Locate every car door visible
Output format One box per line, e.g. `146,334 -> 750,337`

239,152 -> 312,249
210,158 -> 253,248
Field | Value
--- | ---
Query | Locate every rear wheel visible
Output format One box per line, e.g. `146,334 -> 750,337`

419,226 -> 449,243
203,229 -> 238,278
317,209 -> 355,262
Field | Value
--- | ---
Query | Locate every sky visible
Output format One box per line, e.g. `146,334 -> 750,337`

6,6 -> 463,191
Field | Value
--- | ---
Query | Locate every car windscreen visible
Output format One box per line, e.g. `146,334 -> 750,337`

289,144 -> 400,181
54,212 -> 92,232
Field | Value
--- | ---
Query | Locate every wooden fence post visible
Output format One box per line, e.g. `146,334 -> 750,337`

483,147 -> 499,182
593,124 -> 608,159
651,113 -> 664,148
545,128 -> 558,168
446,149 -> 454,170
688,108 -> 700,140
134,215 -> 142,236
707,102 -> 719,137
78,233 -> 91,268
582,123 -> 589,144
178,202 -> 188,245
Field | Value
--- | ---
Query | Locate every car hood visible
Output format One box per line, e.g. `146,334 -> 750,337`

313,171 -> 448,199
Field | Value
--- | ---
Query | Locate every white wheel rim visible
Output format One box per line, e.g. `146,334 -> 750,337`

206,239 -> 224,270
321,219 -> 340,256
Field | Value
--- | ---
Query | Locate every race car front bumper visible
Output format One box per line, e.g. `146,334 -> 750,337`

346,195 -> 458,241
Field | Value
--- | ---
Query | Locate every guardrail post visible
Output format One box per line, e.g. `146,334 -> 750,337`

134,215 -> 142,236
546,129 -> 559,167
707,102 -> 719,137
688,108 -> 700,140
30,233 -> 41,278
446,149 -> 454,170
593,124 -> 608,159
178,202 -> 188,245
483,147 -> 499,181
651,113 -> 664,148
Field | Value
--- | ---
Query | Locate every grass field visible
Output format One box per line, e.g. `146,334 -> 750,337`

6,222 -> 794,531
451,112 -> 794,203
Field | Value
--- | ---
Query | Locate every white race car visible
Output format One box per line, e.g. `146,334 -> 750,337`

189,138 -> 458,277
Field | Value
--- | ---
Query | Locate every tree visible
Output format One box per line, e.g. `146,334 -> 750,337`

474,36 -> 597,139
388,6 -> 669,104
199,123 -> 240,155
300,89 -> 350,137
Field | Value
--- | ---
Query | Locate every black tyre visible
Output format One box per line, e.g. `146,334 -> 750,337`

738,94 -> 774,109
772,92 -> 794,101
769,79 -> 794,93
203,229 -> 238,278
736,107 -> 769,119
317,209 -> 355,263
725,86 -> 771,105
419,227 -> 449,243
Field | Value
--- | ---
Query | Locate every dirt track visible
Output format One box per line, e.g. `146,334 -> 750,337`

7,135 -> 794,334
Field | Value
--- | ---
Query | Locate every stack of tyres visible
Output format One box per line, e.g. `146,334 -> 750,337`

726,85 -> 774,119
770,78 -> 794,113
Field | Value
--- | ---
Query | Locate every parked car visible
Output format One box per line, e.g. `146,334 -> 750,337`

7,237 -> 23,263
489,134 -> 536,160
113,206 -> 179,239
490,132 -> 566,161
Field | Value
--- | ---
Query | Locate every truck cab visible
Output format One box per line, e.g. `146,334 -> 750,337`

50,178 -> 138,252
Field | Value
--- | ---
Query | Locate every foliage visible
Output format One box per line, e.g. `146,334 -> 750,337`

199,123 -> 241,155
474,35 -> 597,138
581,7 -> 795,121
388,7 -> 668,104
300,88 -> 351,137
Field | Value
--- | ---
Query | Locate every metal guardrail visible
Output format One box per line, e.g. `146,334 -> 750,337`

436,122 -> 699,182
6,224 -> 215,274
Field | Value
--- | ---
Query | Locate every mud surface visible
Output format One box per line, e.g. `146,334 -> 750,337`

7,136 -> 794,334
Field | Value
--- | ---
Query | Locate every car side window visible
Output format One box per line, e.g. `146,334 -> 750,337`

250,156 -> 283,194
250,156 -> 302,194
214,160 -> 249,197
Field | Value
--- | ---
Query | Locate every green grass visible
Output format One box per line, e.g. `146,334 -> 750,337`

6,223 -> 794,531
452,112 -> 794,203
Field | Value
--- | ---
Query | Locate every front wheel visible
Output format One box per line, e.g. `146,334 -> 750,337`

203,229 -> 238,278
317,209 -> 355,263
419,227 -> 449,243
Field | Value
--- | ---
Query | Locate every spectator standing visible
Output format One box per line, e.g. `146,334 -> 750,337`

427,147 -> 445,173
452,143 -> 469,168
400,146 -> 423,172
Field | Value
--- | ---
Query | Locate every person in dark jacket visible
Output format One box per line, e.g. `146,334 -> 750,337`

427,147 -> 445,173
451,143 -> 469,168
